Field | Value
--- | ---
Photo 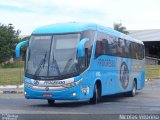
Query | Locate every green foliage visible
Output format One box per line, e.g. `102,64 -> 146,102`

0,61 -> 24,68
113,23 -> 129,35
0,23 -> 21,64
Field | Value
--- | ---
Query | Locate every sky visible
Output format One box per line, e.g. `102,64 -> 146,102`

0,0 -> 160,35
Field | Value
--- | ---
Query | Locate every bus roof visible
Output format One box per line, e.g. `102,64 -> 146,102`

32,22 -> 144,45
32,22 -> 97,34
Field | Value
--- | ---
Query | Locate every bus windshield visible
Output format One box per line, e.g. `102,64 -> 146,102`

25,34 -> 81,79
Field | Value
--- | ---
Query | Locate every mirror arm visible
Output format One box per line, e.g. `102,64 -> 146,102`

15,40 -> 29,58
77,38 -> 89,57
85,48 -> 89,67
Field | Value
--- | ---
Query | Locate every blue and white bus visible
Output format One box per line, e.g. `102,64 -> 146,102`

16,22 -> 145,104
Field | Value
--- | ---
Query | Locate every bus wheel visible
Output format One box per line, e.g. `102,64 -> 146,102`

128,81 -> 137,97
48,99 -> 55,105
90,83 -> 101,104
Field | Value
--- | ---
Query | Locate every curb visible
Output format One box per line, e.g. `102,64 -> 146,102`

0,84 -> 24,94
0,90 -> 24,94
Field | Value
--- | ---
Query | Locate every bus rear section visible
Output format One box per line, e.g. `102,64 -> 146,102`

93,30 -> 145,97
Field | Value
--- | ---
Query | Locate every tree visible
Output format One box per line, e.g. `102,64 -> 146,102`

0,23 -> 20,64
113,23 -> 129,35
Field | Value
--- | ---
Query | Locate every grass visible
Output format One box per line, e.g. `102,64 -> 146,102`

0,68 -> 24,85
0,61 -> 24,85
146,65 -> 160,79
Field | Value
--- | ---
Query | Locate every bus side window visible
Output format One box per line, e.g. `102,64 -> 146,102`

102,39 -> 108,54
129,42 -> 133,59
129,42 -> 138,59
134,43 -> 138,59
95,32 -> 108,58
124,40 -> 130,58
137,44 -> 144,60
139,45 -> 144,60
117,38 -> 124,57
95,41 -> 102,58
107,35 -> 118,56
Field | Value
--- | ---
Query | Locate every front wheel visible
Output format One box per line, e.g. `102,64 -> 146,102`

90,83 -> 101,104
48,99 -> 55,105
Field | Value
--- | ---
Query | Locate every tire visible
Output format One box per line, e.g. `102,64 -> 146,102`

48,99 -> 55,105
90,83 -> 101,104
128,81 -> 137,97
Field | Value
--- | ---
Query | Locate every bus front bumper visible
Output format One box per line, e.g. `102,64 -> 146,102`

24,85 -> 81,100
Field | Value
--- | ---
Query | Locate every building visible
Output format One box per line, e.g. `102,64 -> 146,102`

129,29 -> 160,65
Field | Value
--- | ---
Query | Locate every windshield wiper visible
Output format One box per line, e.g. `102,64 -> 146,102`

63,58 -> 80,74
52,59 -> 61,76
63,58 -> 73,73
34,52 -> 47,79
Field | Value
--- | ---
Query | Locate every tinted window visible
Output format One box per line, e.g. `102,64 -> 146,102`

95,32 -> 118,58
95,32 -> 144,60
117,38 -> 125,57
107,35 -> 118,56
95,32 -> 107,58
128,42 -> 144,60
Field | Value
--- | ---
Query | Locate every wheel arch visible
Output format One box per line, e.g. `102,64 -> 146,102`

94,79 -> 102,96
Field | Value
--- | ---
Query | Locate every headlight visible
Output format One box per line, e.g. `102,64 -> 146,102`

24,82 -> 33,88
62,78 -> 82,88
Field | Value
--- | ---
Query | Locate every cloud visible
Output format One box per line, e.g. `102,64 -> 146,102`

0,5 -> 32,13
0,0 -> 160,34
0,0 -> 112,34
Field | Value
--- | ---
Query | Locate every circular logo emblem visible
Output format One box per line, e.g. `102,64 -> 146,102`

33,80 -> 39,86
120,62 -> 129,89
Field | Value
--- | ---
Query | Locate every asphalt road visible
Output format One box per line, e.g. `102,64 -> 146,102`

0,80 -> 160,120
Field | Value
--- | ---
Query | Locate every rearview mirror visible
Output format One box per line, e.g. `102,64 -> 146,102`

77,38 -> 89,57
15,40 -> 29,58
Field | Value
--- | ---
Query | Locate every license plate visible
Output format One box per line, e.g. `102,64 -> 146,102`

43,94 -> 52,97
